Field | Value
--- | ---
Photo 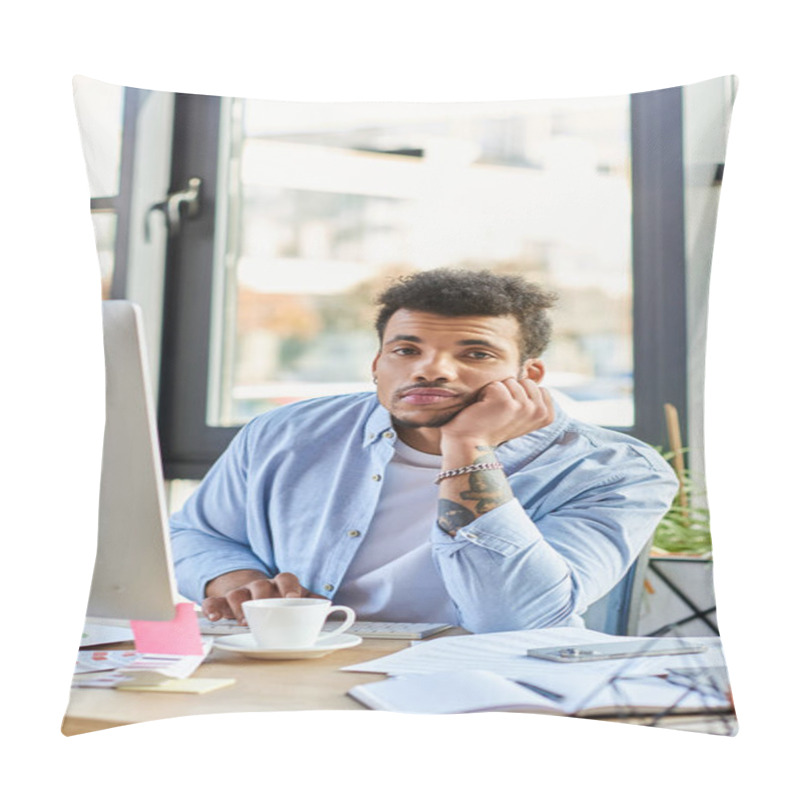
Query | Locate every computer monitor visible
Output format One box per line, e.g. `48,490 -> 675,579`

85,300 -> 178,622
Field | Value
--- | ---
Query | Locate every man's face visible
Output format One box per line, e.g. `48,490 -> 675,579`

372,309 -> 543,431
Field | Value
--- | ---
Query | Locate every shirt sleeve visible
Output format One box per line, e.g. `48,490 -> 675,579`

168,421 -> 273,603
429,458 -> 679,633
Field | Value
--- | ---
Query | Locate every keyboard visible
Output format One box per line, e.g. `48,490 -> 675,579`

198,616 -> 453,640
197,618 -> 249,635
323,620 -> 454,640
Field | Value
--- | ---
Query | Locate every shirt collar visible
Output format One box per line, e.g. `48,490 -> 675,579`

363,398 -> 396,447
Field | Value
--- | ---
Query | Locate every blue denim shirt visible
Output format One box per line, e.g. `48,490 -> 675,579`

169,392 -> 678,633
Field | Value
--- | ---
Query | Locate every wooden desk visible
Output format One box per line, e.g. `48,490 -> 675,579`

63,631 -> 737,737
63,635 -> 414,736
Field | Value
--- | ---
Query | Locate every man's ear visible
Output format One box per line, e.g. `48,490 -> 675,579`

521,359 -> 545,383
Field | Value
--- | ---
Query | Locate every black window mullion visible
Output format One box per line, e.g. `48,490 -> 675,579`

630,86 -> 688,451
158,93 -> 238,479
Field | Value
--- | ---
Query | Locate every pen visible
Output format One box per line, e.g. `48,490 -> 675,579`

513,679 -> 565,702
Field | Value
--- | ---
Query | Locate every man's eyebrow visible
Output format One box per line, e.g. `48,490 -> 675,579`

457,338 -> 514,354
385,334 -> 423,344
385,335 -> 509,351
457,338 -> 500,348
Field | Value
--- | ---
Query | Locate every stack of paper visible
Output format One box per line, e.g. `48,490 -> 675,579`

343,628 -> 730,716
73,603 -> 229,693
72,640 -> 213,688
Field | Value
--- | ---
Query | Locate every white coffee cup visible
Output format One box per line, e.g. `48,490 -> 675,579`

242,597 -> 356,649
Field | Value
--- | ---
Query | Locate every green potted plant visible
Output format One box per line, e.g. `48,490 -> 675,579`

652,449 -> 712,557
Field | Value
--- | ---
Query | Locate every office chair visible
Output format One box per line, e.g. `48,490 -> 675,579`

581,539 -> 653,635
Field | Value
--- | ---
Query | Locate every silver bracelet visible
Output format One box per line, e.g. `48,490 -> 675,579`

435,462 -> 503,485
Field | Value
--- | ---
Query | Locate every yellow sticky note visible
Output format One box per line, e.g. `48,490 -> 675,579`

117,678 -> 235,694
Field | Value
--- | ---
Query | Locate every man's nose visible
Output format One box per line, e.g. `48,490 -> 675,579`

414,352 -> 458,382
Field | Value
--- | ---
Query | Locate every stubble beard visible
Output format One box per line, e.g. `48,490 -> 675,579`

390,407 -> 464,430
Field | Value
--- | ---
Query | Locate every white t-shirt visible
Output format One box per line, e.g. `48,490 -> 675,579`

335,438 -> 459,624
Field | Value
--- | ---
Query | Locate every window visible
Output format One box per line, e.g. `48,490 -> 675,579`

99,86 -> 692,479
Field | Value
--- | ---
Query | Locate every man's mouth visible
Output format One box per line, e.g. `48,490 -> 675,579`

398,387 -> 460,406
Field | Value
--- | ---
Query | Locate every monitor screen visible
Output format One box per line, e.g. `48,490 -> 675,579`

85,300 -> 178,622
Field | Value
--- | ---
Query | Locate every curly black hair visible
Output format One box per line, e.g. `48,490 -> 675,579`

375,268 -> 557,360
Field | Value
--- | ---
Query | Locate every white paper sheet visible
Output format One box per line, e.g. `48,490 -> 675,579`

349,669 -> 564,714
343,629 -> 727,712
348,669 -> 728,716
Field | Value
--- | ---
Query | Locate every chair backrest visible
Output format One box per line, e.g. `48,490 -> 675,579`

581,541 -> 652,635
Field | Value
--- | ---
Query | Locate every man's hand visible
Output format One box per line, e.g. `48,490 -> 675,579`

202,569 -> 323,624
440,377 -> 554,453
435,379 -> 554,537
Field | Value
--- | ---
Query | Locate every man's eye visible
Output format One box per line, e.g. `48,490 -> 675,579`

465,351 -> 493,360
392,347 -> 418,356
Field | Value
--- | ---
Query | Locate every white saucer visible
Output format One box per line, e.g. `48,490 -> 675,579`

213,632 -> 363,660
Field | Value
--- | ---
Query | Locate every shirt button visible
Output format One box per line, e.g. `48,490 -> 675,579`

323,583 -> 334,592
383,431 -> 394,439
463,532 -> 478,541
371,474 -> 382,482
348,529 -> 361,538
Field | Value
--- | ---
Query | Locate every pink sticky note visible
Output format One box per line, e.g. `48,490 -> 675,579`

130,602 -> 204,655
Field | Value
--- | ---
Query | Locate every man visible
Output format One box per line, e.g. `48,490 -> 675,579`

170,268 -> 678,634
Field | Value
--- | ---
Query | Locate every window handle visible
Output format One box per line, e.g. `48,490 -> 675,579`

145,177 -> 202,241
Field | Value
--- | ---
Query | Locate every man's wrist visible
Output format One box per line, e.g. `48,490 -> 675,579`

439,436 -> 497,465
435,461 -> 504,485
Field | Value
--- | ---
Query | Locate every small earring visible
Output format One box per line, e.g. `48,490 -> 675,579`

372,376 -> 378,384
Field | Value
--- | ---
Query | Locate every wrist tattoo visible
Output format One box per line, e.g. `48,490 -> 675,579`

436,449 -> 512,535
437,499 -> 476,535
460,467 -> 512,514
